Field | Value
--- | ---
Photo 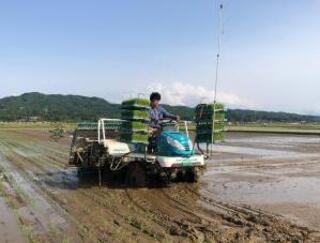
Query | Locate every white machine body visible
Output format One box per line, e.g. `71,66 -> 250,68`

157,154 -> 205,168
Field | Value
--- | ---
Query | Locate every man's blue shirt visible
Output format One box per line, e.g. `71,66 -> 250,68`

149,106 -> 176,128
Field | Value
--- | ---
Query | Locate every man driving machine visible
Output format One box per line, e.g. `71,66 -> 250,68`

148,92 -> 180,153
149,92 -> 180,130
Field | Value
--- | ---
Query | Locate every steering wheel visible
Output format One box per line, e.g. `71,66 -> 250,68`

158,119 -> 177,125
158,120 -> 178,131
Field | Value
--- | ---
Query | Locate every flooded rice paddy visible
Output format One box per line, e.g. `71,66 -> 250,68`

0,129 -> 319,242
204,133 -> 320,231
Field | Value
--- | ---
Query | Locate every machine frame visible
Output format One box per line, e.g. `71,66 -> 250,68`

69,118 -> 206,186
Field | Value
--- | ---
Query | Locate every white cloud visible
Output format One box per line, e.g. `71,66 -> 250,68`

147,82 -> 253,108
306,103 -> 320,115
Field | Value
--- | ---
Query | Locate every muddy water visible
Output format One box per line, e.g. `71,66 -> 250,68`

203,132 -> 320,229
0,129 -> 319,242
0,197 -> 26,243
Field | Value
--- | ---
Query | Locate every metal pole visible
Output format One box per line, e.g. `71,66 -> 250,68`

211,2 -> 224,155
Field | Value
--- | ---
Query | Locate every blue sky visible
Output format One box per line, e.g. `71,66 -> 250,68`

0,0 -> 319,114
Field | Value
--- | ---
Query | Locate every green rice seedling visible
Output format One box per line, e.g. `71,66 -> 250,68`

195,111 -> 226,122
121,121 -> 149,132
194,103 -> 227,143
121,110 -> 150,121
120,97 -> 151,144
121,98 -> 150,109
195,102 -> 225,114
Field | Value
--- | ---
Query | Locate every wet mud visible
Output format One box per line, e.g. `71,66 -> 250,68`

205,132 -> 320,231
0,195 -> 26,243
0,129 -> 319,242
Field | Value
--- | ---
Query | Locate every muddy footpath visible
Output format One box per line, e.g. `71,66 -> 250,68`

0,129 -> 319,242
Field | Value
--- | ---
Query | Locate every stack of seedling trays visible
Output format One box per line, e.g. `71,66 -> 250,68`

78,122 -> 99,130
120,98 -> 150,145
195,103 -> 227,144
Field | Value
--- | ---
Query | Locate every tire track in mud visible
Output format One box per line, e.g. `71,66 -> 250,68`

2,133 -> 140,240
0,135 -> 102,242
0,148 -> 115,241
0,131 -> 170,242
74,183 -> 171,241
124,185 -> 256,242
155,188 -> 217,240
124,188 -> 204,241
7,131 -> 212,241
183,185 -> 319,242
124,182 -> 319,242
158,186 -> 250,239
0,130 -> 250,241
123,183 -> 247,242
34,165 -> 166,242
0,153 -> 78,243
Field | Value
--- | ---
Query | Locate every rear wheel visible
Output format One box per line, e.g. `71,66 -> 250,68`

125,162 -> 149,187
186,168 -> 200,183
77,167 -> 98,177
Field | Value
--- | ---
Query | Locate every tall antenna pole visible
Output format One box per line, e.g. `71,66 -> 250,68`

211,1 -> 224,154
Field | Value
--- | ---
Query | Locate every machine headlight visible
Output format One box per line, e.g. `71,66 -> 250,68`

166,137 -> 186,151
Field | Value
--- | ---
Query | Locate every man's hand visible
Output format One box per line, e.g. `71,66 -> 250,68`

149,127 -> 160,136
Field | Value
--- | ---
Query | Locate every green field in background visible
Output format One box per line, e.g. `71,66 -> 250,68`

0,121 -> 319,135
228,122 -> 320,134
0,122 -> 77,130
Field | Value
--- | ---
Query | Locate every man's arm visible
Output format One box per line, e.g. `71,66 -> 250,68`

160,107 -> 179,120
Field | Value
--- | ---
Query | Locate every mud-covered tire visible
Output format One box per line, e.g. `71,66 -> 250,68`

125,162 -> 149,187
186,168 -> 200,183
77,167 -> 98,177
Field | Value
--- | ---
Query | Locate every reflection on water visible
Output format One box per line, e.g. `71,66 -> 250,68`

199,133 -> 320,227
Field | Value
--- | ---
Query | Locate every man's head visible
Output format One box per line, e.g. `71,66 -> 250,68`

150,92 -> 161,108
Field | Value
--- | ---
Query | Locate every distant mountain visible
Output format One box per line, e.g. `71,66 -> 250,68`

228,109 -> 320,123
0,92 -> 319,123
0,92 -> 120,122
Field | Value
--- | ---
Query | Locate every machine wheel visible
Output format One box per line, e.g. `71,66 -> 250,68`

77,167 -> 98,177
125,162 -> 149,187
186,168 -> 200,183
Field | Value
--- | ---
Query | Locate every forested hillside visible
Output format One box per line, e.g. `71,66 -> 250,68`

0,92 -> 319,123
0,92 -> 120,121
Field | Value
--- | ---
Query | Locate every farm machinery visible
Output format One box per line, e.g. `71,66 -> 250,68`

69,118 -> 206,186
68,97 -> 226,186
